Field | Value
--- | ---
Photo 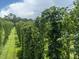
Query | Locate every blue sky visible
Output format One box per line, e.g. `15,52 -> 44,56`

0,0 -> 74,19
0,0 -> 21,9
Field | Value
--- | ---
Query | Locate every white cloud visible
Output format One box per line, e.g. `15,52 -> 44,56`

53,0 -> 74,7
0,0 -> 53,19
0,0 -> 73,19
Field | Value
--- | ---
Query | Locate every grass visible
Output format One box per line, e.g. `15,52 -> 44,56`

0,27 -> 19,59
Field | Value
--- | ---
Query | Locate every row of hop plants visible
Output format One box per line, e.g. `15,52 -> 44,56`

15,6 -> 79,59
0,18 -> 14,55
15,20 -> 44,59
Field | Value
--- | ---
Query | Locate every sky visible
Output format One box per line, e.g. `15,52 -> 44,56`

0,0 -> 74,19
